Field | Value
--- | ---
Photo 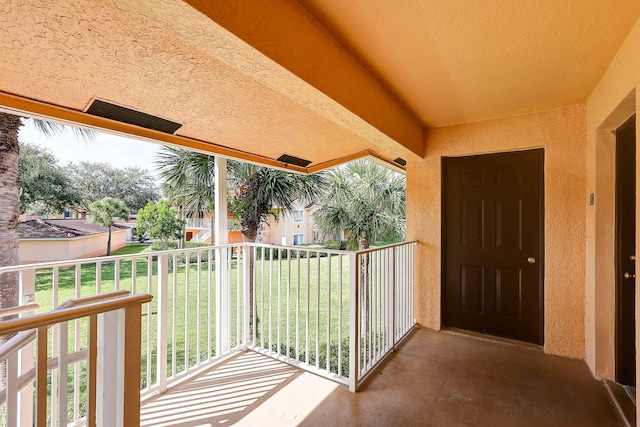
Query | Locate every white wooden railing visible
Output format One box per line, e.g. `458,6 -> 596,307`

0,241 -> 416,424
0,291 -> 151,427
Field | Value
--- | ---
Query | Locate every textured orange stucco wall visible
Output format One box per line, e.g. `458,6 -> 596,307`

585,15 -> 640,383
407,105 -> 586,359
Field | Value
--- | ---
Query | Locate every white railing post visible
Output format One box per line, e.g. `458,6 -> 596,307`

348,253 -> 359,392
215,157 -> 229,355
157,254 -> 168,393
17,269 -> 35,427
389,247 -> 396,350
97,308 -> 124,427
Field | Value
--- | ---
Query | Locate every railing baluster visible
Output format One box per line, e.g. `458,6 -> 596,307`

172,254 -> 177,378
277,248 -> 281,356
268,248 -> 273,353
95,262 -> 102,294
58,321 -> 69,427
296,250 -> 300,363
146,257 -> 152,387
208,249 -> 213,360
6,350 -> 17,427
74,264 -> 81,423
196,251 -> 202,365
305,251 -> 310,366
326,254 -> 331,373
261,249 -> 265,349
315,252 -> 320,369
185,255 -> 190,370
236,246 -> 241,347
349,253 -> 358,392
338,254 -> 343,378
131,258 -> 137,295
157,254 -> 168,393
286,249 -> 291,359
51,267 -> 59,425
36,326 -> 47,427
87,315 -> 97,427
114,259 -> 120,290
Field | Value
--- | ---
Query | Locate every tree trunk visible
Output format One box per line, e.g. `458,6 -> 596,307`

179,211 -> 185,249
0,112 -> 21,309
0,112 -> 21,399
106,226 -> 112,256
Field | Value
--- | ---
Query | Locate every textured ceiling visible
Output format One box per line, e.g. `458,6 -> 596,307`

299,0 -> 640,127
0,1 -> 638,167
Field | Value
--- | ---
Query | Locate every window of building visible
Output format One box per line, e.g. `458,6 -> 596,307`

293,234 -> 304,245
293,210 -> 304,222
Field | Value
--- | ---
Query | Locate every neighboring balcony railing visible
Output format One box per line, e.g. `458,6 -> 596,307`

0,241 -> 416,425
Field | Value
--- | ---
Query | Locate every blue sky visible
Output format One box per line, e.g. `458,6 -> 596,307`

18,120 -> 162,173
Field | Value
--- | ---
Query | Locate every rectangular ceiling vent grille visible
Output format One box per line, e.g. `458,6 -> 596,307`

86,99 -> 182,134
277,154 -> 312,167
394,157 -> 407,166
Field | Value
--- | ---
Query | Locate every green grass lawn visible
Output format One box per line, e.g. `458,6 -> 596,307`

33,248 -> 352,376
110,243 -> 151,256
30,246 -> 353,422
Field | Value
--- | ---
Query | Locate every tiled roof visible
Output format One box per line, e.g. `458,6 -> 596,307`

18,219 -> 126,239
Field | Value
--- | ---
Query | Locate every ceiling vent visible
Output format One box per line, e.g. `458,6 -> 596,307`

86,99 -> 182,134
277,154 -> 312,167
394,157 -> 407,166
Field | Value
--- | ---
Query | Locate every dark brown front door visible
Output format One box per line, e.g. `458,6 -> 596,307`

616,115 -> 636,387
443,149 -> 544,344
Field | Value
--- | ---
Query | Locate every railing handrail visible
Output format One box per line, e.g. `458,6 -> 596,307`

0,240 -> 419,274
0,293 -> 152,336
0,243 -> 242,273
0,291 -> 130,362
0,303 -> 39,319
354,240 -> 418,255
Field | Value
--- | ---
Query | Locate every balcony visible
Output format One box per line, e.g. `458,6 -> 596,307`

139,329 -> 623,427
0,241 -> 416,426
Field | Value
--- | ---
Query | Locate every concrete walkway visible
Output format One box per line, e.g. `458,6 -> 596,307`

140,328 -> 624,426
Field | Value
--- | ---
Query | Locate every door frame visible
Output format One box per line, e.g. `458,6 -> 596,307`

441,149 -> 545,344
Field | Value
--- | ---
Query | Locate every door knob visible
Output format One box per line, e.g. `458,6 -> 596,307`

527,257 -> 536,264
623,272 -> 636,280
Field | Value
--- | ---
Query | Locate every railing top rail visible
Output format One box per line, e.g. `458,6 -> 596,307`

57,290 -> 131,309
0,303 -> 39,319
0,243 -> 245,273
244,242 -> 351,256
0,240 -> 418,274
354,240 -> 418,255
0,293 -> 152,337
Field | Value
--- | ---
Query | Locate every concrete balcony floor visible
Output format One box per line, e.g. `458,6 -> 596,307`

140,328 -> 625,426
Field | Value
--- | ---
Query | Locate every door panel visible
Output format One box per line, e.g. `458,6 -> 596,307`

443,149 -> 544,344
616,115 -> 636,387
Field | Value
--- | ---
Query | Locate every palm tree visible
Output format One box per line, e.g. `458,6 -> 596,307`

312,160 -> 406,250
227,160 -> 326,242
155,147 -> 217,246
0,113 -> 94,311
228,160 -> 325,337
87,197 -> 129,256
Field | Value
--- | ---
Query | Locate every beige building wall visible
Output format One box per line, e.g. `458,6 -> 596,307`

584,16 -> 640,381
406,104 -> 587,359
20,230 -> 127,264
262,202 -> 312,246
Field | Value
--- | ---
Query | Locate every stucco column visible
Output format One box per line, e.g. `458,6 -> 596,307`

214,158 -> 228,245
